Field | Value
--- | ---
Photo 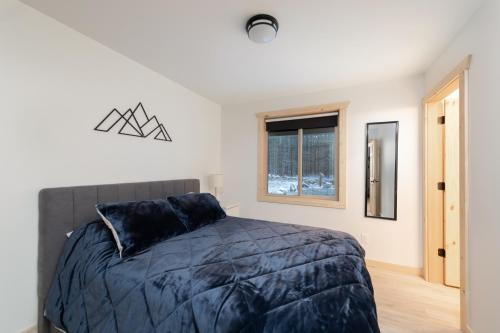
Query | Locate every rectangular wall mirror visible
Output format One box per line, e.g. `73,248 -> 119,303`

365,121 -> 398,220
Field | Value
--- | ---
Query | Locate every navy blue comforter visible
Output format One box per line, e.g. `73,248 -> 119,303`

46,217 -> 379,333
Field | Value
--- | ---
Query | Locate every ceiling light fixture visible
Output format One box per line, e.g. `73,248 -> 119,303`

246,14 -> 279,44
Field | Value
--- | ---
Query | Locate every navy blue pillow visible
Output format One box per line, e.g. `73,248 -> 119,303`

167,193 -> 226,231
96,199 -> 187,258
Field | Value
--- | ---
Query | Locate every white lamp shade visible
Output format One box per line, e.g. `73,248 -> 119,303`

208,174 -> 224,188
248,24 -> 277,43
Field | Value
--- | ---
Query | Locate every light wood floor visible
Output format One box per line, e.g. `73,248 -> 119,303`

369,267 -> 461,333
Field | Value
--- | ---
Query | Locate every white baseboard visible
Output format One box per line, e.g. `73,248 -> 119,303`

19,324 -> 36,333
464,324 -> 474,333
366,259 -> 423,277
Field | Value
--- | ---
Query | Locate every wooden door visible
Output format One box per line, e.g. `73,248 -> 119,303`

444,94 -> 461,288
423,58 -> 470,331
367,140 -> 380,216
425,100 -> 445,284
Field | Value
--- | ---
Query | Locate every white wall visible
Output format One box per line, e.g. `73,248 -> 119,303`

222,75 -> 423,268
0,1 -> 221,331
424,0 -> 500,331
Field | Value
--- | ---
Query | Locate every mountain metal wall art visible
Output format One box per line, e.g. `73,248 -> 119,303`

94,102 -> 172,142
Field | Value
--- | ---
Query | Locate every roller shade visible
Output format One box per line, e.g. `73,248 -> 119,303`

266,113 -> 338,132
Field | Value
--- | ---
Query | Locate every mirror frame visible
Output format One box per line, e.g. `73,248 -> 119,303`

364,121 -> 399,221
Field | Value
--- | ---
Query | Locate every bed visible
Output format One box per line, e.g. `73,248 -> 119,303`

38,179 -> 379,333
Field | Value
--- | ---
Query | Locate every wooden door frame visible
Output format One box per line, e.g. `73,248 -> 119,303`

423,55 -> 471,331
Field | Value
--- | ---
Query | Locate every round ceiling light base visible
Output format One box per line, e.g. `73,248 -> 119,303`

246,14 -> 279,44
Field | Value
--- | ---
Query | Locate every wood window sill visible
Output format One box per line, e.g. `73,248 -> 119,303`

257,194 -> 345,209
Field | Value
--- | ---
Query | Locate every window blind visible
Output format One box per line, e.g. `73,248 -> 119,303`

265,113 -> 338,132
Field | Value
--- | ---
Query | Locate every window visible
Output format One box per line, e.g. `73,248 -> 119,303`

268,131 -> 299,195
257,102 -> 348,208
302,127 -> 336,196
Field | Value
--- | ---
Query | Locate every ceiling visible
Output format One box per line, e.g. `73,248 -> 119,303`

21,0 -> 483,105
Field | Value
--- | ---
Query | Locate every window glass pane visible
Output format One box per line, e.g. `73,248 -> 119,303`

267,131 -> 298,195
302,127 -> 336,196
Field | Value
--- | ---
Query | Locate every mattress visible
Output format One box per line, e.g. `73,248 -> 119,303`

45,216 -> 379,332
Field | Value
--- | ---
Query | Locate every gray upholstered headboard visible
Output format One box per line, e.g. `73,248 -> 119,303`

37,179 -> 200,333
